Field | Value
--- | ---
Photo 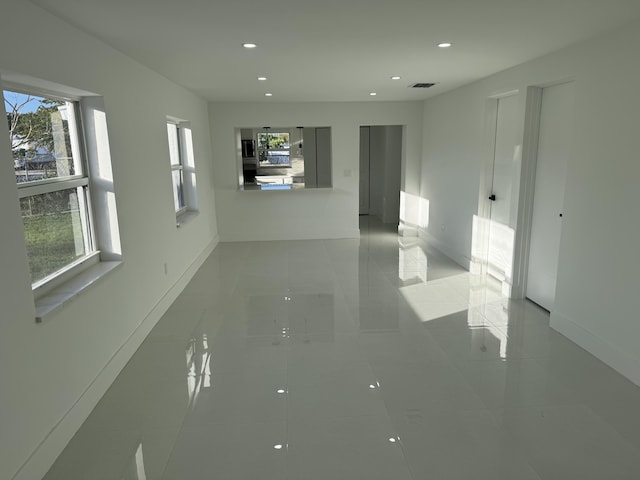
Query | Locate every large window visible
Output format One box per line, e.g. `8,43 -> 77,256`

257,131 -> 291,167
4,88 -> 94,285
166,119 -> 197,218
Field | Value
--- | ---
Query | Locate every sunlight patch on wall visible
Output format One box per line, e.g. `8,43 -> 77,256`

471,214 -> 514,294
400,191 -> 429,231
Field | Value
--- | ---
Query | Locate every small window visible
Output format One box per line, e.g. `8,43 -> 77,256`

167,122 -> 184,212
166,119 -> 197,219
257,131 -> 291,167
4,88 -> 94,285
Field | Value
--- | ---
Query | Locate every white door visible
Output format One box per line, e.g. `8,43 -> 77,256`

487,94 -> 520,283
527,82 -> 574,310
359,127 -> 370,214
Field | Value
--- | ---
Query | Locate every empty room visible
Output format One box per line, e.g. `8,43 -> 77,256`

1,1 -> 640,479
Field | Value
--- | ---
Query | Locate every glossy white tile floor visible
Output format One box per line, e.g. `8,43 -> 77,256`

44,216 -> 640,480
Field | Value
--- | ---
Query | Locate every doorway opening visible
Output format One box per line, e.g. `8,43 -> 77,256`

358,125 -> 403,226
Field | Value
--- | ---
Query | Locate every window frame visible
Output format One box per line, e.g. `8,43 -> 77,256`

3,84 -> 99,296
167,120 -> 186,215
256,130 -> 291,168
166,118 -> 198,222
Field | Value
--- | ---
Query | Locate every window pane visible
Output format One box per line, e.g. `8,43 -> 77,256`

257,132 -> 289,149
270,133 -> 289,149
172,169 -> 184,211
4,90 -> 80,184
167,123 -> 181,166
20,187 -> 88,283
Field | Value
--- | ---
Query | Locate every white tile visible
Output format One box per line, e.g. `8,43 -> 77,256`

287,365 -> 387,420
183,366 -> 287,426
428,320 -> 523,363
82,377 -> 190,431
207,334 -> 288,374
43,216 -> 640,480
287,293 -> 357,335
44,427 -> 179,480
392,409 -> 541,480
454,358 -> 580,409
372,360 -> 486,414
162,422 -> 287,480
494,405 -> 640,480
287,415 -> 412,480
286,334 -> 369,378
357,330 -> 450,366
116,339 -> 193,386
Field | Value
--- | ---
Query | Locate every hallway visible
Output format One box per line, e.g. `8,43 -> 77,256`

44,217 -> 640,479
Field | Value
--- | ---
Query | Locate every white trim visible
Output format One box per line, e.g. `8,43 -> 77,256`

511,80 -> 576,300
167,119 -> 198,215
418,227 -> 471,271
35,259 -> 121,322
14,236 -> 219,480
398,221 -> 419,237
5,84 -> 100,292
223,229 -> 359,242
176,209 -> 199,228
511,86 -> 543,299
32,250 -> 100,300
17,176 -> 88,197
487,88 -> 520,100
1,81 -> 82,103
551,312 -> 640,387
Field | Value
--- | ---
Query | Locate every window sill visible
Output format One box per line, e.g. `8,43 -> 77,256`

176,210 -> 199,228
35,260 -> 123,323
238,184 -> 331,191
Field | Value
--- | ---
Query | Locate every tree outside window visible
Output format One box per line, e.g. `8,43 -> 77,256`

257,131 -> 290,167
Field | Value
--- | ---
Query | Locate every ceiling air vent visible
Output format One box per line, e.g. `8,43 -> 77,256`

409,82 -> 436,88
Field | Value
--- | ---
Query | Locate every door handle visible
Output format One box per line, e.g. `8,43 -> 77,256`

488,194 -> 496,201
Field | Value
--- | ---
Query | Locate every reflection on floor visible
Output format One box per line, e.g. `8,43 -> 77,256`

44,216 -> 640,480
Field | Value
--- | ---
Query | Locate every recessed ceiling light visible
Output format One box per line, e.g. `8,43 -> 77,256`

257,76 -> 267,81
437,42 -> 452,48
391,76 -> 401,80
369,92 -> 377,96
242,43 -> 257,49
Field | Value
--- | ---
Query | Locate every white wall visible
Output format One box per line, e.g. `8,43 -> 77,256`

418,19 -> 640,385
0,2 -> 218,479
209,102 -> 423,241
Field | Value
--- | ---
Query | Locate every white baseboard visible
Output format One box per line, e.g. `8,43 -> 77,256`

551,311 -> 640,387
418,228 -> 471,271
222,229 -> 360,242
398,221 -> 419,237
13,236 -> 219,480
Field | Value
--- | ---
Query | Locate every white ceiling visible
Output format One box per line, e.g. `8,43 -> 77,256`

28,0 -> 640,102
